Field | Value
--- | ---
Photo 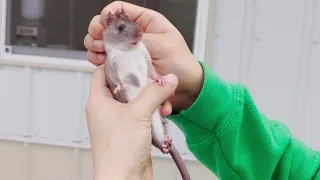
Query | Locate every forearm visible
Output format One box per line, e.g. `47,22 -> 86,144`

168,61 -> 320,179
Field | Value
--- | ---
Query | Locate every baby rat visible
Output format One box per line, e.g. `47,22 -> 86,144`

102,8 -> 191,180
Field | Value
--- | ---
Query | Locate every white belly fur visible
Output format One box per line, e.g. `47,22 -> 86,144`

114,49 -> 149,101
112,44 -> 166,143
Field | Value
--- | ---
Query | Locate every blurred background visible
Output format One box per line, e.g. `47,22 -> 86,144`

0,0 -> 319,179
4,0 -> 197,59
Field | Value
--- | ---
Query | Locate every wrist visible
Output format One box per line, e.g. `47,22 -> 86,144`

172,58 -> 204,113
186,61 -> 204,105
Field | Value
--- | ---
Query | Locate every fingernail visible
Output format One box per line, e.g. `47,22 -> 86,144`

93,40 -> 104,50
163,74 -> 178,88
96,53 -> 105,61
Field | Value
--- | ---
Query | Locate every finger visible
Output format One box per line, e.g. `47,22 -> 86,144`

89,65 -> 113,98
84,34 -> 105,53
142,33 -> 168,59
160,101 -> 172,116
142,33 -> 182,59
87,50 -> 105,66
132,74 -> 178,113
86,65 -> 115,116
88,15 -> 104,40
100,1 -> 160,32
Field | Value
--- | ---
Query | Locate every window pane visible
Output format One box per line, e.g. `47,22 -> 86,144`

4,0 -> 198,60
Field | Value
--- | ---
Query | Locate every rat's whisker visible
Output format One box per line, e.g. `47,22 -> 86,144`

111,37 -> 130,48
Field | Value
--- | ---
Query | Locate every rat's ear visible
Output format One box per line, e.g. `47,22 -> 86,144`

104,11 -> 115,27
120,8 -> 129,20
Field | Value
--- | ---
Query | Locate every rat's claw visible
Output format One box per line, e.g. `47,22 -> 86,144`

164,135 -> 172,145
160,135 -> 172,154
151,72 -> 166,86
155,77 -> 166,86
161,144 -> 170,154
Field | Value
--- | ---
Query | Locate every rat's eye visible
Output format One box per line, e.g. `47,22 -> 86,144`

118,24 -> 125,31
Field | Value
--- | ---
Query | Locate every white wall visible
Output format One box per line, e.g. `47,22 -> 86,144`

0,65 -> 216,179
0,140 -> 216,180
209,0 -> 320,150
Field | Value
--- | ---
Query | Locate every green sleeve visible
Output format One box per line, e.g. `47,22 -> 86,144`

168,61 -> 320,180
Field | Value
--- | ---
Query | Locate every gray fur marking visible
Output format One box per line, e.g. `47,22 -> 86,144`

105,66 -> 129,103
124,73 -> 140,87
104,52 -> 130,103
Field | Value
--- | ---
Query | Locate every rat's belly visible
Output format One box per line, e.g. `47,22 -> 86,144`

116,58 -> 149,101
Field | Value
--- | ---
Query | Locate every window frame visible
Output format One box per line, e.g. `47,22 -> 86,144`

0,0 -> 2,58
0,0 -> 210,71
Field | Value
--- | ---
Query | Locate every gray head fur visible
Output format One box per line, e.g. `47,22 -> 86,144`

102,9 -> 143,51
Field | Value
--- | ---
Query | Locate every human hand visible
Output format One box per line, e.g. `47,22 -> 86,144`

85,65 -> 178,180
84,1 -> 204,113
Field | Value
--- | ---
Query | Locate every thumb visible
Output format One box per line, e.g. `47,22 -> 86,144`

131,74 -> 178,113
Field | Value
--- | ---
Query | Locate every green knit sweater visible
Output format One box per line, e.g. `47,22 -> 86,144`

168,61 -> 320,180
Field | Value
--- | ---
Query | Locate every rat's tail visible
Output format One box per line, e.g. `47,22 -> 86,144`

169,144 -> 191,180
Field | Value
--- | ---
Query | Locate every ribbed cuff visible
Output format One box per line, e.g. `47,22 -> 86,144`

168,61 -> 238,143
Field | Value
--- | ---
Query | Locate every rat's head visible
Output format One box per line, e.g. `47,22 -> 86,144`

102,9 -> 143,50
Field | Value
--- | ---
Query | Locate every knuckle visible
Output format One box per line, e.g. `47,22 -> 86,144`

88,15 -> 99,32
88,15 -> 103,38
87,50 -> 94,60
83,34 -> 92,49
93,15 -> 101,23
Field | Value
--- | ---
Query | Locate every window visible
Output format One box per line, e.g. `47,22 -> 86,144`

2,0 -> 200,62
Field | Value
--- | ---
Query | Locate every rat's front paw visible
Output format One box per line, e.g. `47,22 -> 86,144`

113,83 -> 127,94
150,71 -> 166,86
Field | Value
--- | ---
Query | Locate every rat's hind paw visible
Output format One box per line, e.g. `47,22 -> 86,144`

160,135 -> 172,154
113,83 -> 127,94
